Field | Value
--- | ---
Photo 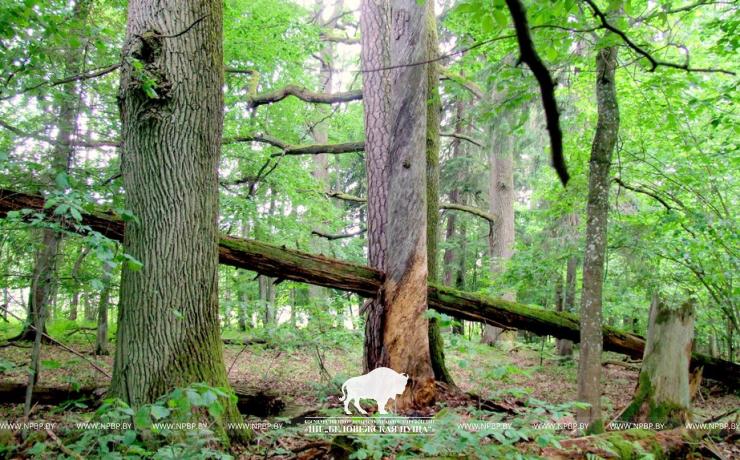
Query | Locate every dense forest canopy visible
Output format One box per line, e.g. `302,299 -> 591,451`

0,0 -> 739,457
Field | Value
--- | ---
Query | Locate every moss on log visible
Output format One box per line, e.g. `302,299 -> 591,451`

1,188 -> 738,388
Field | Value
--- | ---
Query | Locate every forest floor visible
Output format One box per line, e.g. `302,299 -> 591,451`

1,326 -> 739,458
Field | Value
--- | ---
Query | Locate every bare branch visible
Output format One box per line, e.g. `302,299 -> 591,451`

312,228 -> 367,240
440,203 -> 495,223
439,67 -> 485,99
248,84 -> 362,108
0,119 -> 120,148
321,33 -> 361,44
0,64 -> 121,101
440,131 -> 483,147
582,0 -> 736,75
324,191 -> 494,222
224,134 -> 364,156
505,0 -> 569,186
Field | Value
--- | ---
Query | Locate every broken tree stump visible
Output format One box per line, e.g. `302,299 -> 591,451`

622,296 -> 695,427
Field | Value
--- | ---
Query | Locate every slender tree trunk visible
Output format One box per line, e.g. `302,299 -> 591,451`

443,87 -> 467,336
237,284 -> 249,332
68,246 -> 90,320
95,262 -> 112,356
383,0 -> 434,409
577,42 -> 619,432
308,0 -> 343,306
482,98 -> 516,347
425,3 -> 453,385
110,0 -> 247,441
557,255 -> 577,357
361,0 -> 391,373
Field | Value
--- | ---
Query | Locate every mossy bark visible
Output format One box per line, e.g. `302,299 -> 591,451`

622,296 -> 694,427
425,1 -> 454,386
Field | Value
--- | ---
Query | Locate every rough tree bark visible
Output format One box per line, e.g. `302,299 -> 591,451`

622,295 -> 694,427
425,2 -> 454,386
110,0 -> 246,441
577,42 -> 619,432
482,93 -> 517,347
384,0 -> 435,408
361,0 -> 391,372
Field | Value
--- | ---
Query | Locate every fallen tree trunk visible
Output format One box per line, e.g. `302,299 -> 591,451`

0,383 -> 284,417
1,188 -> 738,388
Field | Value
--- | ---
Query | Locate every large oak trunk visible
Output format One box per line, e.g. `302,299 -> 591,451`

384,0 -> 434,409
111,0 -> 245,441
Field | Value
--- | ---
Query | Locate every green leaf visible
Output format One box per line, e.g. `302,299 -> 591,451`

171,309 -> 184,320
55,172 -> 70,189
91,279 -> 104,290
135,406 -> 151,428
41,360 -> 62,369
53,204 -> 70,215
70,207 -> 83,221
481,15 -> 495,33
547,44 -> 557,62
422,443 -> 439,455
150,405 -> 170,420
492,9 -> 508,27
123,430 -> 138,446
207,400 -> 224,417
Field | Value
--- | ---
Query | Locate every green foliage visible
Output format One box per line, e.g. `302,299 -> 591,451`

23,384 -> 239,459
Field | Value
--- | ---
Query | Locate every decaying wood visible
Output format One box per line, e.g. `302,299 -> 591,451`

622,297 -> 695,426
0,383 -> 285,417
0,188 -> 738,388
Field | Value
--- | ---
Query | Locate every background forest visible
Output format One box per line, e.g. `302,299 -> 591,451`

0,0 -> 739,458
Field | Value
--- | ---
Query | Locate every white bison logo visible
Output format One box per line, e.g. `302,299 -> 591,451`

339,367 -> 409,415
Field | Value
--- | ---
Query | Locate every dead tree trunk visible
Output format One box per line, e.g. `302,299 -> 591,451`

384,0 -> 435,409
622,295 -> 694,427
577,41 -> 619,431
